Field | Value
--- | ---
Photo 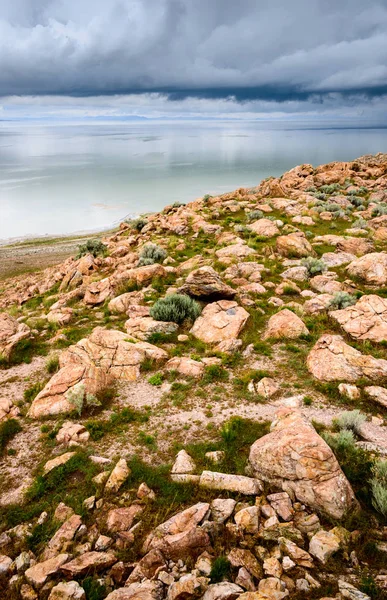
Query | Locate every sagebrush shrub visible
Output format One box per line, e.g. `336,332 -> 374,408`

371,461 -> 387,518
334,409 -> 366,435
371,205 -> 387,217
138,243 -> 167,267
66,383 -> 101,416
150,294 -> 201,324
352,218 -> 368,230
329,291 -> 357,310
301,256 -> 327,276
76,239 -> 107,259
247,210 -> 264,221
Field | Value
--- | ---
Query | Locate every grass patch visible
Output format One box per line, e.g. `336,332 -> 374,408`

0,419 -> 22,454
85,407 -> 150,441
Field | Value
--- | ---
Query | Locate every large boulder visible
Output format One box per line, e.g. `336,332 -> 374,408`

276,233 -> 313,258
28,328 -> 167,418
307,334 -> 387,382
177,266 -> 236,299
249,218 -> 280,237
215,244 -> 256,262
330,294 -> 387,342
0,313 -> 30,359
84,278 -> 114,305
347,252 -> 387,285
262,309 -> 309,340
190,300 -> 249,345
248,409 -> 358,519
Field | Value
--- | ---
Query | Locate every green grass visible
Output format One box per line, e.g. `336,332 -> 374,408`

23,381 -> 45,403
0,419 -> 22,454
202,364 -> 229,384
85,407 -> 150,441
210,556 -> 231,583
0,450 -> 99,529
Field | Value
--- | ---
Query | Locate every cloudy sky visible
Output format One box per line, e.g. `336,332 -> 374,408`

1,0 -> 387,121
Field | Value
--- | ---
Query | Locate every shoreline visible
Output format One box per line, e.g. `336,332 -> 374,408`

0,229 -> 116,281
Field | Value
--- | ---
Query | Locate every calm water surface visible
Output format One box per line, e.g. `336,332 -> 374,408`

1,121 -> 387,239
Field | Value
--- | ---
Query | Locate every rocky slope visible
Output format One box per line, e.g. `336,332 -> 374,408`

0,154 -> 387,599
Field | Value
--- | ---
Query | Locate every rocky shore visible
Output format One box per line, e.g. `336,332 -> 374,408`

0,154 -> 387,599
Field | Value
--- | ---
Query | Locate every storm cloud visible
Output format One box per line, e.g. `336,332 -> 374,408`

1,0 -> 387,102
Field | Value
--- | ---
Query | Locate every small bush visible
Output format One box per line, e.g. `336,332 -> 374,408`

127,217 -> 147,231
371,460 -> 387,518
138,243 -> 167,267
334,409 -> 366,435
371,204 -> 387,218
352,218 -> 369,230
202,364 -> 229,384
0,419 -> 22,453
148,373 -> 163,386
24,381 -> 44,403
66,383 -> 101,416
210,556 -> 231,583
301,256 -> 327,276
46,355 -> 59,374
150,294 -> 201,324
329,291 -> 357,310
323,429 -> 373,485
247,210 -> 264,222
76,239 -> 107,259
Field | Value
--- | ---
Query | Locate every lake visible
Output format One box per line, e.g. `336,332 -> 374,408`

1,120 -> 387,240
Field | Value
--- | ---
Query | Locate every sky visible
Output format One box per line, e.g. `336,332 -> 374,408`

1,0 -> 387,122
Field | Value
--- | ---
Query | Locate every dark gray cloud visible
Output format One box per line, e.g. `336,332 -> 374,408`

0,0 -> 387,102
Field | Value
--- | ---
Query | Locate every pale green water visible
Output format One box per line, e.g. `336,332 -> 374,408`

1,121 -> 387,239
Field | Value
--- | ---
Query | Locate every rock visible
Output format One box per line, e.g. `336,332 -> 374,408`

280,266 -> 308,282
282,557 -> 295,571
106,505 -> 143,533
20,584 -> 38,600
105,459 -> 131,493
310,275 -> 343,294
56,422 -> 89,445
337,237 -> 374,257
108,291 -> 144,314
167,573 -> 208,600
14,551 -> 31,573
143,503 -> 211,559
256,378 -> 279,398
338,580 -> 371,600
347,252 -> 387,285
0,396 -> 20,422
321,252 -> 356,268
61,552 -> 116,577
165,357 -> 204,378
84,278 -> 114,305
216,244 -> 256,261
278,538 -> 313,568
276,232 -> 313,258
266,493 -> 294,522
25,554 -> 70,589
258,577 -> 289,599
47,307 -> 73,326
235,567 -> 256,591
338,383 -> 361,400
28,327 -> 167,418
202,583 -> 244,600
43,452 -> 76,476
249,409 -> 358,519
249,219 -> 280,237
105,581 -> 162,600
0,313 -> 30,359
190,300 -> 249,345
115,263 -> 167,288
48,581 -> 86,600
211,498 -> 236,523
307,334 -> 387,382
303,293 -> 334,315
364,385 -> 387,408
262,309 -> 309,340
199,471 -> 262,495
125,316 -> 178,341
41,514 -> 82,560
234,506 -> 259,533
228,548 -> 262,579
263,557 -> 282,578
171,450 -> 197,475
330,295 -> 387,342
177,266 -> 236,299
0,554 -> 12,574
309,530 -> 340,564
54,503 -> 75,523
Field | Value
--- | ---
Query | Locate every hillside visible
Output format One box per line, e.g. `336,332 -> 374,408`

1,154 -> 387,599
